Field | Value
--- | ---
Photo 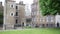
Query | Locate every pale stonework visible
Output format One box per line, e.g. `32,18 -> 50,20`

31,0 -> 55,27
4,0 -> 26,29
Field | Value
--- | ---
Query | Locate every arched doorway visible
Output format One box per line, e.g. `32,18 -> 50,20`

57,23 -> 59,27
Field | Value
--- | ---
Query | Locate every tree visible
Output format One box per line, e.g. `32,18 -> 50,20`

39,0 -> 60,16
0,10 -> 3,24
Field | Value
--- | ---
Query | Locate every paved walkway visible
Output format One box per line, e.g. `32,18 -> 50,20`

0,27 -> 3,30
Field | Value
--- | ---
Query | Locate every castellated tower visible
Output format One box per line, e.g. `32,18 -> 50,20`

4,0 -> 26,30
4,0 -> 16,29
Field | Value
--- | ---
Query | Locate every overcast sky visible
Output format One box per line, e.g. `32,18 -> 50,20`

0,0 -> 33,6
15,0 -> 33,4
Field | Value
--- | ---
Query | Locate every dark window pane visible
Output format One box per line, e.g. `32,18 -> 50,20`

11,13 -> 13,16
16,19 -> 18,24
16,6 -> 18,9
11,5 -> 13,7
16,12 -> 18,16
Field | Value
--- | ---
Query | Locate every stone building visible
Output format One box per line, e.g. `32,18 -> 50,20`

4,0 -> 26,29
25,4 -> 32,26
31,0 -> 40,27
31,0 -> 55,27
25,15 -> 32,26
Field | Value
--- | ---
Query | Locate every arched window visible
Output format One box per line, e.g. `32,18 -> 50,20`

10,13 -> 14,16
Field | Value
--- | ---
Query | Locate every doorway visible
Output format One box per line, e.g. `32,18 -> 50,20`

22,22 -> 24,26
57,23 -> 59,27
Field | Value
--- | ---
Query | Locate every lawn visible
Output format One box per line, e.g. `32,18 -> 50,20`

0,28 -> 60,34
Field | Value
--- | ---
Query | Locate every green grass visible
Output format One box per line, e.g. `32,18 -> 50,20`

0,28 -> 60,34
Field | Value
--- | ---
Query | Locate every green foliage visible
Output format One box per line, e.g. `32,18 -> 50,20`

0,18 -> 3,24
0,10 -> 3,24
39,0 -> 60,16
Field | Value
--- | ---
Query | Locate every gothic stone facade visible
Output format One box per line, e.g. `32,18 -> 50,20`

31,0 -> 55,27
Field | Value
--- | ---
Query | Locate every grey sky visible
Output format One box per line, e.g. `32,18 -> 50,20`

0,0 -> 33,6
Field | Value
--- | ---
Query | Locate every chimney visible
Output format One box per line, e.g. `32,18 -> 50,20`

5,0 -> 14,3
19,1 -> 23,5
